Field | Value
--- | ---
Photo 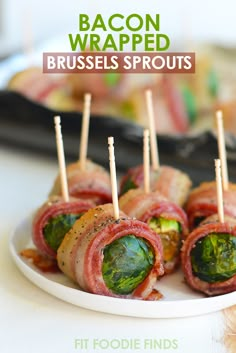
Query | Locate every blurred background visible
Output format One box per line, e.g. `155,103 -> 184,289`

1,0 -> 236,55
0,0 -> 236,135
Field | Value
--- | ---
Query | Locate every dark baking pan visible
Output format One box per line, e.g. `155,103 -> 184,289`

1,90 -> 236,186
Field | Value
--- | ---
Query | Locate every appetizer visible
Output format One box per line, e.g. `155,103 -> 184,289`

182,159 -> 236,296
7,67 -> 75,111
119,188 -> 188,273
50,159 -> 112,205
186,110 -> 235,229
120,90 -> 192,206
7,50 -> 223,136
57,203 -> 164,300
185,181 -> 236,229
32,196 -> 94,258
120,164 -> 192,207
181,214 -> 236,296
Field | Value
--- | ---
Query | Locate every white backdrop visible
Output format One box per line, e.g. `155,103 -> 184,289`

0,0 -> 235,56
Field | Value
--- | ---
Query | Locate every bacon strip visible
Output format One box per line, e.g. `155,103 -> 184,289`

50,160 -> 112,205
181,215 -> 236,296
20,248 -> 59,273
57,203 -> 164,300
120,164 -> 192,206
185,181 -> 236,229
7,67 -> 66,103
162,75 -> 189,133
119,189 -> 188,273
32,196 -> 94,258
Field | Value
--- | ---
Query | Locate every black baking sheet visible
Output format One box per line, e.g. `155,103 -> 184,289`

1,90 -> 236,186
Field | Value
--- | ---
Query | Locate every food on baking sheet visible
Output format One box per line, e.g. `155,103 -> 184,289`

50,159 -> 112,205
185,181 -> 236,230
8,45 -> 234,135
32,196 -> 94,258
119,188 -> 188,274
57,203 -> 164,300
119,164 -> 192,207
181,214 -> 236,296
6,67 -> 78,111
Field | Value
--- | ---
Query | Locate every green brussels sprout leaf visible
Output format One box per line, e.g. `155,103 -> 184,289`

102,235 -> 155,295
120,177 -> 137,195
43,213 -> 82,252
191,233 -> 236,283
148,217 -> 181,263
104,73 -> 121,87
181,86 -> 197,124
148,217 -> 180,233
208,69 -> 219,98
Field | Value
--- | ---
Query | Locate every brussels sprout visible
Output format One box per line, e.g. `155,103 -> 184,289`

43,213 -> 82,252
181,86 -> 197,124
102,235 -> 155,295
207,69 -> 219,98
104,72 -> 121,87
120,100 -> 135,120
193,216 -> 205,228
120,177 -> 137,195
191,233 -> 236,283
148,217 -> 181,263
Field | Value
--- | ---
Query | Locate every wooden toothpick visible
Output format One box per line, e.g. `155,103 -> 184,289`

145,89 -> 160,171
215,159 -> 224,223
216,110 -> 229,191
54,116 -> 69,202
79,93 -> 92,171
143,129 -> 150,194
108,137 -> 120,220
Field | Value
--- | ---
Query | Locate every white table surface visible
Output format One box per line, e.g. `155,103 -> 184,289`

0,146 -> 232,353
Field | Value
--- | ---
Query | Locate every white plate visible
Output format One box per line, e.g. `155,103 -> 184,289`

9,216 -> 236,319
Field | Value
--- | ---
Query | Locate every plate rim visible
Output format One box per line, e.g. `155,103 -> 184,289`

9,216 -> 236,319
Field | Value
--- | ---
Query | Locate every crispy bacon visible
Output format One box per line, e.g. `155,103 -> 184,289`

32,196 -> 94,258
120,164 -> 192,206
119,188 -> 188,273
7,67 -> 66,103
57,203 -> 164,300
181,215 -> 236,296
50,160 -> 112,205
